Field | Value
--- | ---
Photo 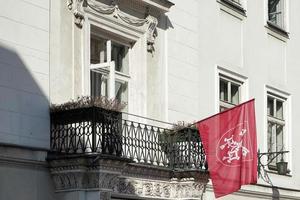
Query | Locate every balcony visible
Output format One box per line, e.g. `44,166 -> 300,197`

48,105 -> 208,198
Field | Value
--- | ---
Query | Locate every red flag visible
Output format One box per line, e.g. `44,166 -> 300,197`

197,99 -> 257,198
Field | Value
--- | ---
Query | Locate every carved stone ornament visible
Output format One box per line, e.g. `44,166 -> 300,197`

67,0 -> 86,28
67,0 -> 158,52
49,157 -> 208,199
115,178 -> 206,199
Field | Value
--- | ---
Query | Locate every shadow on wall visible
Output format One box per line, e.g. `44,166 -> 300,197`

0,43 -> 50,149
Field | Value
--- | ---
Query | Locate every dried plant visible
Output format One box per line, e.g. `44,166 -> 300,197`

164,121 -> 196,134
50,96 -> 127,112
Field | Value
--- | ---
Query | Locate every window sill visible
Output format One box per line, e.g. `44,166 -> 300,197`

218,0 -> 246,18
266,21 -> 289,41
266,169 -> 292,177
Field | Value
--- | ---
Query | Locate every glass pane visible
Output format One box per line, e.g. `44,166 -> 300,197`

231,83 -> 240,105
115,81 -> 128,103
112,43 -> 129,74
268,0 -> 284,28
267,121 -> 276,152
268,121 -> 277,167
219,79 -> 228,102
90,71 -> 108,97
276,125 -> 284,152
90,36 -> 107,64
267,96 -> 274,116
276,100 -> 284,119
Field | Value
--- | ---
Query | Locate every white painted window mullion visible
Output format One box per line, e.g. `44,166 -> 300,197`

107,40 -> 115,99
228,82 -> 231,104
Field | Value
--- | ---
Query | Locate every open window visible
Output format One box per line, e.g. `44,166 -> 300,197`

89,27 -> 130,104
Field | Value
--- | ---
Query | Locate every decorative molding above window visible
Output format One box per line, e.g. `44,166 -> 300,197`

66,0 -> 171,52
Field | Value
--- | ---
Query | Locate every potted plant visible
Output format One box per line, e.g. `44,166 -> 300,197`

50,96 -> 127,156
159,121 -> 204,170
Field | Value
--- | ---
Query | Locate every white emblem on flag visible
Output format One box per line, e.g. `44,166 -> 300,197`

219,129 -> 249,163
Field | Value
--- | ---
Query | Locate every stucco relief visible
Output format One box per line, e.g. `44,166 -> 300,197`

51,170 -> 206,199
67,0 -> 158,52
67,0 -> 86,27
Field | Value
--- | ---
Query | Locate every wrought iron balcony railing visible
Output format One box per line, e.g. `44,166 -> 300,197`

50,106 -> 207,171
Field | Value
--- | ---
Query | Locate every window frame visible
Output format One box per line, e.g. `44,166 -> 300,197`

268,0 -> 285,29
219,75 -> 243,111
89,30 -> 131,102
265,0 -> 289,38
217,67 -> 248,113
265,86 -> 291,174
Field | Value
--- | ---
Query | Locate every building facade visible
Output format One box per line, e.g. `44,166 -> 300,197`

1,0 -> 300,199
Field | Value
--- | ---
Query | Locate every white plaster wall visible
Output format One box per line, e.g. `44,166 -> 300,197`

50,0 -> 74,104
167,0 -> 202,123
167,0 -> 300,196
0,0 -> 50,148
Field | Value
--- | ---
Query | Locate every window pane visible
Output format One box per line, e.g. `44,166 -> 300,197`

219,79 -> 228,102
112,43 -> 129,74
276,124 -> 284,151
268,0 -> 284,28
90,71 -> 108,97
276,100 -> 284,119
115,81 -> 128,103
268,121 -> 276,152
90,36 -> 107,64
231,83 -> 239,105
268,121 -> 277,166
267,96 -> 274,116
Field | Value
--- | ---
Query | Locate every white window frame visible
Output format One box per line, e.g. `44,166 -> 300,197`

216,67 -> 248,113
264,85 -> 291,172
265,0 -> 289,31
81,4 -> 156,117
89,31 -> 131,101
82,12 -> 145,108
219,75 -> 242,110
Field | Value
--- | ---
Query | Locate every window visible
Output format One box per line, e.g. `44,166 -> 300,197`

267,92 -> 286,168
268,0 -> 285,29
219,75 -> 242,111
89,33 -> 130,104
219,0 -> 246,17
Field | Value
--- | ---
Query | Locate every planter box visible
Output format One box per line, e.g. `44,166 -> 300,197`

50,106 -> 122,156
159,127 -> 206,170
